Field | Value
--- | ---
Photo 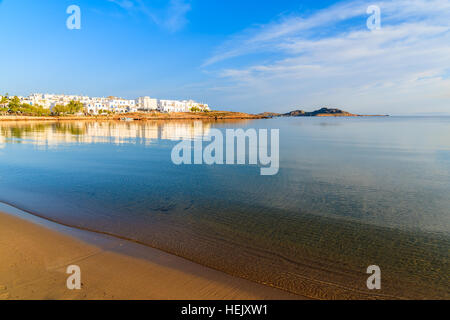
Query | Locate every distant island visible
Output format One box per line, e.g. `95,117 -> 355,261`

260,107 -> 388,118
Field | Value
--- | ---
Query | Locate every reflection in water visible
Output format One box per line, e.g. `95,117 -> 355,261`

0,121 -> 212,147
0,118 -> 448,299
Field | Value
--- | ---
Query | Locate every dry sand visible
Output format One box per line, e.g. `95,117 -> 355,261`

0,209 -> 302,300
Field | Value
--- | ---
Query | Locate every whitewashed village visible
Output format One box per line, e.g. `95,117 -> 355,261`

14,93 -> 210,114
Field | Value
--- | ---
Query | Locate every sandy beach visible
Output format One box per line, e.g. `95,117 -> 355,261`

0,208 -> 302,300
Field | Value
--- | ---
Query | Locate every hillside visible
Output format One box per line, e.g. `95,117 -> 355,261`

275,107 -> 388,117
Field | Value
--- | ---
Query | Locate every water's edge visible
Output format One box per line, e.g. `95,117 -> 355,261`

0,200 -> 307,299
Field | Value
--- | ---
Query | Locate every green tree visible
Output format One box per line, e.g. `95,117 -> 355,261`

0,95 -> 9,114
9,96 -> 20,108
52,104 -> 67,115
67,100 -> 84,114
52,100 -> 84,116
0,95 -> 8,106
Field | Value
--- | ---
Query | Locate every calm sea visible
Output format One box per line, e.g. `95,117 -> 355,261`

0,117 -> 449,299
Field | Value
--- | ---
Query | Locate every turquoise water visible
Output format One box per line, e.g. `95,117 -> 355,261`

0,118 -> 449,299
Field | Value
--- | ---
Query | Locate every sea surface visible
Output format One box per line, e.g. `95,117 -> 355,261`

0,117 -> 449,299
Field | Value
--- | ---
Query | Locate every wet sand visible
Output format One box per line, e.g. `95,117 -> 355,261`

0,210 -> 302,300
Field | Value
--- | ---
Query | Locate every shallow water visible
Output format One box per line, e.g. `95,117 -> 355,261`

0,117 -> 449,299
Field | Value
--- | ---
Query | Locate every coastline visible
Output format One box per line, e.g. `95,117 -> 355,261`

0,203 -> 302,300
0,112 -> 267,122
0,111 -> 389,122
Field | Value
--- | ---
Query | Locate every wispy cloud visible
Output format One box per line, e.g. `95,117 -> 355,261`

203,1 -> 368,67
107,0 -> 191,32
204,0 -> 450,66
202,0 -> 450,114
163,0 -> 191,32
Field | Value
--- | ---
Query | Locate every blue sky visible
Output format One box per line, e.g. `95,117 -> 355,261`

0,0 -> 449,114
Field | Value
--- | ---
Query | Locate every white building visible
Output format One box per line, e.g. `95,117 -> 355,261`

136,96 -> 158,111
158,100 -> 187,113
21,93 -> 52,109
19,93 -> 209,114
85,97 -> 109,114
157,99 -> 210,113
106,98 -> 137,113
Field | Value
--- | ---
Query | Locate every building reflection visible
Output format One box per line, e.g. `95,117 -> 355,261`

0,121 -> 212,148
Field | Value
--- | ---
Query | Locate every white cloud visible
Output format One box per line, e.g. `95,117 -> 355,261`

202,0 -> 450,114
163,0 -> 191,32
108,0 -> 191,32
108,0 -> 134,9
203,0 -> 368,67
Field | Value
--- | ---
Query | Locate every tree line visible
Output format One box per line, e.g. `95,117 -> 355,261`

0,94 -> 84,116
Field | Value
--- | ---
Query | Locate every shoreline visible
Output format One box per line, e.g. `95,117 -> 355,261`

0,202 -> 303,300
0,113 -> 390,122
0,112 -> 268,122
